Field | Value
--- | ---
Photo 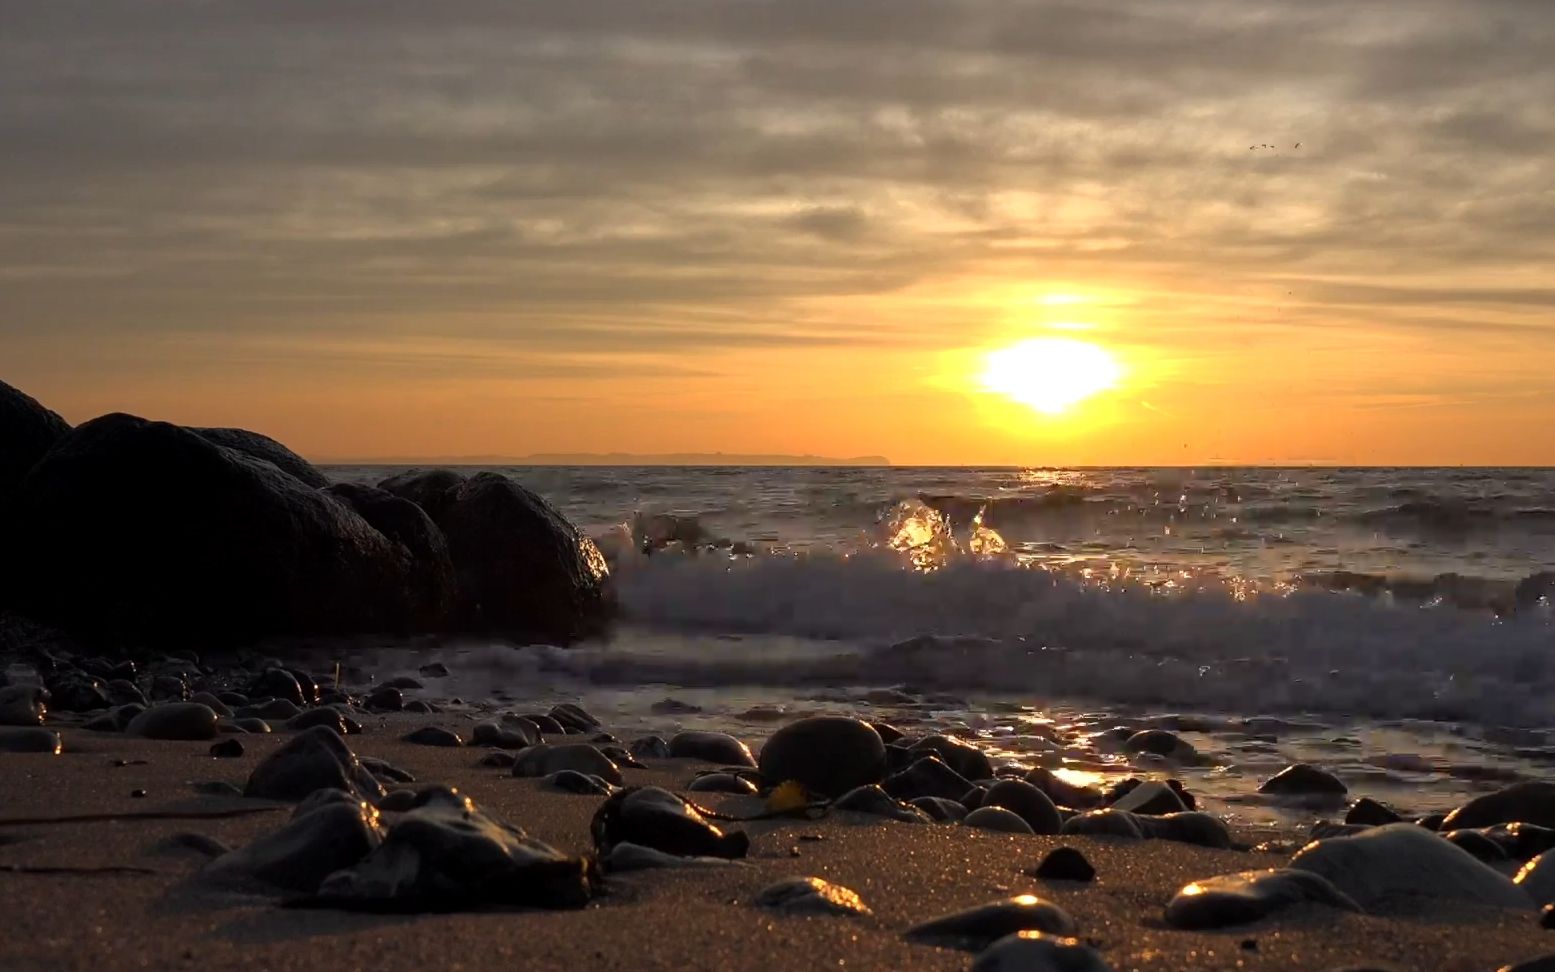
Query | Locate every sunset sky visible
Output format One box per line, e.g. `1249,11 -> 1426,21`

3,1 -> 1554,465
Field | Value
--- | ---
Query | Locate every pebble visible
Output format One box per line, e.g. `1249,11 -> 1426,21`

1025,768 -> 1103,810
238,699 -> 302,721
246,668 -> 305,707
0,728 -> 62,753
545,770 -> 616,795
286,708 -> 362,735
1062,809 -> 1230,848
1346,797 -> 1404,826
1517,850 -> 1555,907
753,877 -> 871,916
47,674 -> 109,711
910,796 -> 969,822
512,743 -> 623,784
106,679 -> 147,707
630,735 -> 672,759
125,702 -> 220,740
243,726 -> 386,802
965,806 -> 1037,835
1123,729 -> 1197,762
478,751 -> 517,769
1033,847 -> 1096,882
359,756 -> 415,784
365,686 -> 403,712
0,686 -> 48,727
1290,822 -> 1531,910
1444,828 -> 1511,862
549,703 -> 602,733
591,786 -> 750,859
1165,868 -> 1361,928
983,779 -> 1062,834
403,700 -> 437,715
188,692 -> 233,718
688,772 -> 759,795
972,931 -> 1115,972
229,717 -> 273,734
418,662 -> 449,678
651,698 -> 703,714
524,714 -> 567,735
668,730 -> 756,767
1443,782 -> 1555,831
757,717 -> 885,797
1108,780 -> 1187,816
833,784 -> 932,823
905,895 -> 1078,950
402,726 -> 464,747
204,800 -> 381,892
1259,763 -> 1348,796
210,738 -> 245,758
909,735 -> 994,781
883,755 -> 975,802
472,721 -> 534,749
311,786 -> 593,910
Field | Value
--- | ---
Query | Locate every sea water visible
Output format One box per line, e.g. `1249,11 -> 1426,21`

327,465 -> 1555,828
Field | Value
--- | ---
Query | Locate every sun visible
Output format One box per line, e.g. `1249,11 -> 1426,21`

979,337 -> 1123,415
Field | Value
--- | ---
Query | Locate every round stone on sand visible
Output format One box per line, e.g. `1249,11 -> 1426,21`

1442,782 -> 1555,831
883,755 -> 974,802
909,735 -> 993,781
905,895 -> 1077,950
512,743 -> 623,784
754,877 -> 871,916
1346,797 -> 1403,826
126,702 -> 220,740
833,784 -> 932,823
688,773 -> 758,795
1033,847 -> 1096,882
0,727 -> 61,753
1291,822 -> 1531,910
973,931 -> 1114,972
1165,868 -> 1360,928
983,779 -> 1062,834
965,806 -> 1037,835
1259,764 -> 1347,796
669,731 -> 756,767
1124,729 -> 1197,762
402,726 -> 463,747
758,717 -> 885,797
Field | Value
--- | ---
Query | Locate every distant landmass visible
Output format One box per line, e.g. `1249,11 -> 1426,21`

319,452 -> 892,467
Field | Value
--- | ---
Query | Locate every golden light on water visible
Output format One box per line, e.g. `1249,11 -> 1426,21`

979,337 -> 1124,416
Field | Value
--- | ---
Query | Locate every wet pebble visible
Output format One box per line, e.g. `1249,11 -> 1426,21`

229,717 -> 273,734
905,895 -> 1077,950
1444,828 -> 1510,862
47,674 -> 109,711
668,730 -> 756,767
1165,868 -> 1361,928
1123,729 -> 1197,762
359,756 -> 415,784
1062,809 -> 1230,848
209,738 -> 244,758
754,877 -> 871,916
1033,847 -> 1095,882
1025,768 -> 1102,810
1291,822 -> 1530,910
247,669 -> 305,707
376,789 -> 419,812
286,707 -> 361,735
512,743 -> 623,784
237,699 -> 302,721
833,784 -> 932,823
631,735 -> 672,759
1108,780 -> 1187,816
1260,763 -> 1347,796
126,702 -> 220,740
365,686 -> 402,712
106,679 -> 146,707
1443,782 -> 1555,831
402,699 -> 437,715
883,755 -> 975,802
550,703 -> 602,733
244,726 -> 385,802
478,751 -> 517,769
688,772 -> 758,795
188,692 -> 233,718
983,779 -> 1061,834
603,842 -> 743,872
758,717 -> 885,797
546,770 -> 616,795
910,796 -> 968,822
1517,850 -> 1555,907
1346,797 -> 1404,826
909,734 -> 993,780
472,721 -> 534,749
966,806 -> 1037,835
0,727 -> 62,753
402,726 -> 463,747
973,931 -> 1114,972
592,785 -> 750,859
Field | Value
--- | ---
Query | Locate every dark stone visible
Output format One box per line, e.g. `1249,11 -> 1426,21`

204,801 -> 381,892
471,721 -> 534,749
1033,847 -> 1096,882
904,896 -> 1077,951
884,756 -> 974,801
1107,780 -> 1188,816
323,483 -> 456,629
983,779 -> 1062,834
402,726 -> 463,748
478,751 -> 517,769
366,686 -> 403,712
1062,809 -> 1231,848
687,772 -> 758,795
909,796 -> 968,822
0,379 -> 70,502
1443,828 -> 1510,862
286,707 -> 361,735
0,727 -> 61,753
243,725 -> 385,802
188,426 -> 328,488
512,743 -> 622,784
402,700 -> 436,715
1259,763 -> 1347,796
126,702 -> 220,740
630,735 -> 672,759
189,692 -> 232,717
833,785 -> 932,823
148,674 -> 188,702
1479,822 -> 1555,861
971,932 -> 1111,972
551,703 -> 602,731
106,679 -> 147,707
359,756 -> 415,784
0,685 -> 47,726
592,785 -> 749,859
753,877 -> 871,916
380,470 -> 612,642
210,738 -> 245,758
247,668 -> 305,707
308,786 -> 594,910
964,806 -> 1035,834
1346,797 -> 1403,826
758,717 -> 884,797
3,413 -> 436,647
524,714 -> 566,736
1123,729 -> 1197,761
908,735 -> 992,781
46,674 -> 110,711
1442,782 -> 1555,831
668,730 -> 755,767
1165,869 -> 1361,929
376,789 -> 419,813
870,722 -> 905,744
238,698 -> 302,721
546,770 -> 615,795
230,717 -> 274,734
1025,767 -> 1103,809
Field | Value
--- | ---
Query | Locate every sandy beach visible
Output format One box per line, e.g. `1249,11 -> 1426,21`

3,714 -> 1553,972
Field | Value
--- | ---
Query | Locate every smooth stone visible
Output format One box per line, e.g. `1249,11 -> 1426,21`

231,717 -> 272,734
1166,868 -> 1361,928
758,717 -> 885,797
512,743 -> 623,785
668,731 -> 756,767
603,842 -> 743,872
545,770 -> 615,795
1346,797 -> 1404,826
1312,821 -> 1372,840
365,686 -> 402,712
286,708 -> 361,735
106,679 -> 147,707
973,931 -> 1115,972
550,703 -> 601,732
0,727 -> 61,753
905,895 -> 1078,950
523,714 -> 567,735
247,668 -> 305,707
1477,823 -> 1555,862
884,755 -> 975,802
244,726 -> 385,802
911,796 -> 969,822
1124,729 -> 1196,761
651,698 -> 702,715
966,806 -> 1037,835
909,735 -> 993,781
204,801 -> 381,892
48,674 -> 109,711
871,722 -> 905,744
1260,764 -> 1347,796
1033,847 -> 1096,882
293,787 -> 364,819
210,738 -> 245,758
1291,822 -> 1531,910
1109,780 -> 1187,816
688,772 -> 759,795
402,726 -> 463,747
472,721 -> 534,749
188,692 -> 233,718
126,702 -> 220,741
754,877 -> 871,916
402,700 -> 437,715
1443,782 -> 1555,831
359,756 -> 415,784
1062,809 -> 1146,840
591,786 -> 750,859
1025,767 -> 1103,810
833,785 -> 932,823
478,751 -> 517,769
630,735 -> 672,759
310,786 -> 594,910
983,779 -> 1062,834
1517,850 -> 1555,907
238,699 -> 302,721
1445,829 -> 1511,862
0,685 -> 47,726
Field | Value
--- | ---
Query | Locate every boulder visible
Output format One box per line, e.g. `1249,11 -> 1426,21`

758,717 -> 885,797
323,482 -> 457,628
188,427 -> 328,488
2,413 -> 431,646
379,469 -> 611,642
1290,822 -> 1531,910
0,378 -> 70,501
1442,782 -> 1555,832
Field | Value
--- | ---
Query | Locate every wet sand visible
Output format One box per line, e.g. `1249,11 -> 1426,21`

1,718 -> 1550,972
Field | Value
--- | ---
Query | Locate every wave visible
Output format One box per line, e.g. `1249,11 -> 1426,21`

1353,500 -> 1555,532
593,549 -> 1555,727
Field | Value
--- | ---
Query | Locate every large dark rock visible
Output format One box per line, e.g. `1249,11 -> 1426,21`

0,379 -> 71,502
379,469 -> 611,642
188,427 -> 328,488
324,482 -> 457,628
2,413 -> 430,645
759,717 -> 885,798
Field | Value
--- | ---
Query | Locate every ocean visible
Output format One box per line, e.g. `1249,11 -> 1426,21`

326,465 -> 1555,827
